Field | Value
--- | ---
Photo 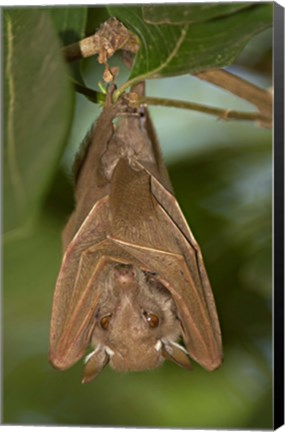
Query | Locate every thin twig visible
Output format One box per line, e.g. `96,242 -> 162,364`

141,96 -> 269,124
113,70 -> 272,127
73,82 -> 103,103
62,21 -> 272,127
63,18 -> 272,127
73,82 -> 268,125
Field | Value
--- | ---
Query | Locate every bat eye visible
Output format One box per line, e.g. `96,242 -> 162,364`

143,311 -> 159,328
100,314 -> 112,330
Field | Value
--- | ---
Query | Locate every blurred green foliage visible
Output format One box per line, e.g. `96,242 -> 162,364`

3,8 -> 74,236
3,4 -> 272,429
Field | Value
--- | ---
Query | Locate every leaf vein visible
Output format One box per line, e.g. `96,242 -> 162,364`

6,15 -> 26,210
115,24 -> 188,99
148,24 -> 188,78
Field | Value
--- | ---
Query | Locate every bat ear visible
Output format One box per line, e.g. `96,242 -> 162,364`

161,341 -> 193,371
81,347 -> 110,384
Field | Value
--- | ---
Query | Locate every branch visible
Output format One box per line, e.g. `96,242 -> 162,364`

195,69 -> 272,127
141,96 -> 268,124
63,20 -> 272,127
73,82 -> 103,104
62,18 -> 139,63
73,82 -> 268,125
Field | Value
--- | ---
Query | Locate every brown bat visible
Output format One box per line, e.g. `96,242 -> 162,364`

49,86 -> 223,383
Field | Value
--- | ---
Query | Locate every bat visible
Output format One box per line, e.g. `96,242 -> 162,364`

49,85 -> 223,383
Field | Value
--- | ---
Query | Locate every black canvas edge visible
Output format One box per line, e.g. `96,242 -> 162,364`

274,1 -> 285,430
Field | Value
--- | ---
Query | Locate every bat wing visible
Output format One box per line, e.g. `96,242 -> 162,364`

49,195 -> 144,370
150,175 -> 222,356
109,159 -> 223,371
62,92 -> 120,248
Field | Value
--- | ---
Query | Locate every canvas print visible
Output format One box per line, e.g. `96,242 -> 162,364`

3,3 -> 273,429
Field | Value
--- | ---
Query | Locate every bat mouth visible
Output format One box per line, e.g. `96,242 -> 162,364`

108,341 -> 163,372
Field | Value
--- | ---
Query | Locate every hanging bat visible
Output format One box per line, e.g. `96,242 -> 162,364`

49,85 -> 223,383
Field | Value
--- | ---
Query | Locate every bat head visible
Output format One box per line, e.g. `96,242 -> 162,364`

82,264 -> 192,383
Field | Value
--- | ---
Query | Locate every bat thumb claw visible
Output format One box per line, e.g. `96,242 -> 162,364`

82,348 -> 109,384
162,341 -> 193,371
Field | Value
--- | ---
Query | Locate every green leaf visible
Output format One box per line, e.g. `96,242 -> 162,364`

142,3 -> 253,25
108,4 -> 273,82
86,6 -> 110,36
3,9 -> 74,239
47,7 -> 88,86
47,6 -> 87,45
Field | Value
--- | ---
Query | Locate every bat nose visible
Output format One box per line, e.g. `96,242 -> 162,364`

114,266 -> 140,295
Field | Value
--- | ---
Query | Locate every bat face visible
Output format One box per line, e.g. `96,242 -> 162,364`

49,87 -> 223,383
81,264 -> 189,382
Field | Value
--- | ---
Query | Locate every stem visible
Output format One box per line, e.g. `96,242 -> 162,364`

62,25 -> 272,125
114,69 -> 272,126
113,27 -> 187,103
113,77 -> 145,103
73,82 -> 104,104
141,96 -> 270,124
73,81 -> 270,126
63,42 -> 84,62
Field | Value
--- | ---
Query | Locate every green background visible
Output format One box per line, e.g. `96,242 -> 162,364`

3,5 -> 272,428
